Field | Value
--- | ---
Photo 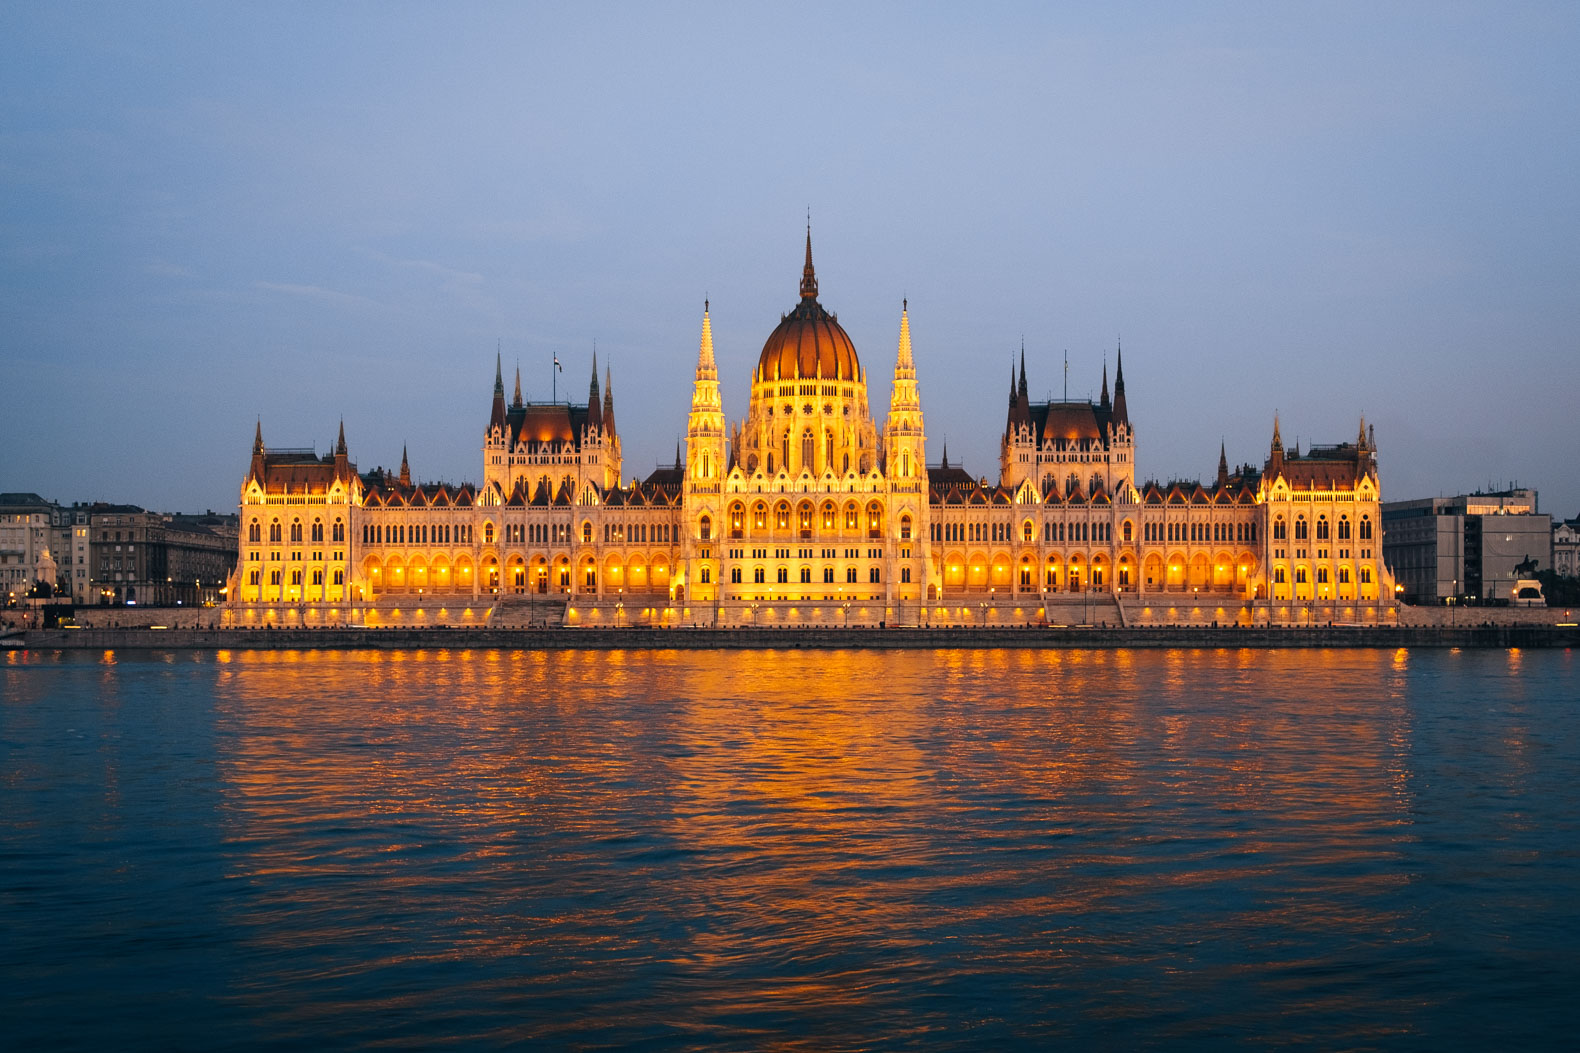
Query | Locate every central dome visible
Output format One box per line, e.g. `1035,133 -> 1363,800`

755,231 -> 862,384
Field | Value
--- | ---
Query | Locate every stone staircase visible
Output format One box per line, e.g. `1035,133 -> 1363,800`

486,594 -> 568,628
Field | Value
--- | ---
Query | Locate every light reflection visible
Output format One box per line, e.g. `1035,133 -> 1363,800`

189,647 -> 1460,1039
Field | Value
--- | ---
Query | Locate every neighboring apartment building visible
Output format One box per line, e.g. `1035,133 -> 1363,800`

87,504 -> 237,606
0,493 -> 57,603
1554,516 -> 1580,579
1383,489 -> 1552,604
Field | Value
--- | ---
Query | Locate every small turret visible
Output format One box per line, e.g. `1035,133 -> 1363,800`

399,445 -> 411,488
513,366 -> 523,408
1217,441 -> 1229,488
1100,359 -> 1110,410
1268,413 -> 1284,476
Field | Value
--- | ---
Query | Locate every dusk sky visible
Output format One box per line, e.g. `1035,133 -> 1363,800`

4,4 -> 1577,517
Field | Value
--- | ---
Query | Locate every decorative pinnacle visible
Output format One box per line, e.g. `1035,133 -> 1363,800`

800,222 -> 818,300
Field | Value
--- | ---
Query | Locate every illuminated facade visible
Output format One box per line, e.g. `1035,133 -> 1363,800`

228,234 -> 1392,626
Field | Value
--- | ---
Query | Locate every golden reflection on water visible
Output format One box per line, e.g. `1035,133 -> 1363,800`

196,646 -> 1453,1039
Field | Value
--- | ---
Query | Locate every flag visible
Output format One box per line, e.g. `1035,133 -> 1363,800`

553,354 -> 562,372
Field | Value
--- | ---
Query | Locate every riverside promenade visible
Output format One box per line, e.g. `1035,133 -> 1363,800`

14,623 -> 1577,651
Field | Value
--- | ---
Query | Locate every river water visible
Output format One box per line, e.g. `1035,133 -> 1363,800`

2,646 -> 1577,1050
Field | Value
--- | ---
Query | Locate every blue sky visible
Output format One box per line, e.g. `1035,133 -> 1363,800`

4,3 -> 1577,516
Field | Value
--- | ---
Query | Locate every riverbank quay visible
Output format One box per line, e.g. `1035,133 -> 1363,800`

14,623 -> 1577,651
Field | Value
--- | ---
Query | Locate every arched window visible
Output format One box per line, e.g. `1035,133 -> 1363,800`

311,519 -> 324,543
484,521 -> 495,544
798,502 -> 812,537
901,515 -> 913,541
1360,516 -> 1373,540
866,501 -> 883,538
1316,516 -> 1330,541
802,429 -> 815,473
845,503 -> 858,531
729,502 -> 744,538
1090,472 -> 1103,493
1338,516 -> 1351,540
775,503 -> 790,531
822,502 -> 835,530
701,451 -> 711,478
332,519 -> 344,542
1122,520 -> 1133,543
582,520 -> 593,544
1294,517 -> 1308,541
248,520 -> 261,543
289,520 -> 303,543
1275,567 -> 1286,583
269,520 -> 282,543
699,515 -> 711,541
1022,519 -> 1034,543
1273,516 -> 1287,541
753,502 -> 767,532
900,451 -> 911,477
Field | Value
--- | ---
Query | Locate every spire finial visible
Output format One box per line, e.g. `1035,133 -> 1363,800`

336,419 -> 346,456
513,364 -> 522,406
253,418 -> 264,454
800,219 -> 818,300
493,350 -> 504,396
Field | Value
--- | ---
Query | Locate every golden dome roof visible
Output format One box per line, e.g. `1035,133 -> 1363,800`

755,231 -> 862,384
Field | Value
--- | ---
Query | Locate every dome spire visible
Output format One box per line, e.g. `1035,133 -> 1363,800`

800,219 -> 818,301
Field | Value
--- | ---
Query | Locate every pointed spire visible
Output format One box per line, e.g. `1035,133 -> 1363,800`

1100,358 -> 1110,409
399,444 -> 411,488
697,298 -> 717,377
1272,412 -> 1283,452
513,366 -> 522,407
940,441 -> 949,470
336,419 -> 347,456
889,300 -> 922,420
1217,441 -> 1229,487
1358,415 -> 1368,450
690,300 -> 722,417
800,222 -> 818,300
586,349 -> 603,432
488,355 -> 508,434
253,419 -> 264,455
676,441 -> 683,471
1112,341 -> 1129,426
602,365 -> 615,436
1018,343 -> 1028,400
896,301 -> 914,371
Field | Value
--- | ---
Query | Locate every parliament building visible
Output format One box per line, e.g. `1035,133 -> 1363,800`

226,234 -> 1392,627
